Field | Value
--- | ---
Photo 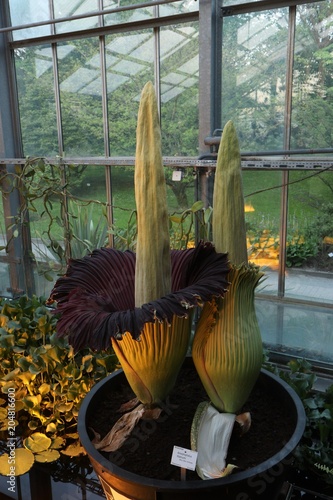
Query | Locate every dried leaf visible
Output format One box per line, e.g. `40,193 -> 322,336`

93,404 -> 146,452
118,397 -> 140,413
235,411 -> 251,435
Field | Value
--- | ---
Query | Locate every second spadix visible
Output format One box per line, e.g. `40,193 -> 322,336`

191,121 -> 264,479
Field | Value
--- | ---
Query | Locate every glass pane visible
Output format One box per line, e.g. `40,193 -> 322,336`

0,263 -> 11,297
257,299 -> 333,365
106,30 -> 154,156
222,0 -> 268,6
160,0 -> 199,16
111,165 -> 136,246
103,0 -> 198,26
160,22 -> 199,156
285,170 -> 333,304
110,163 -> 196,250
58,38 -> 104,156
103,0 -> 154,26
221,9 -> 289,151
9,0 -> 51,40
67,164 -> 109,256
290,0 -> 333,150
54,0 -> 99,34
244,170 -> 282,296
29,162 -> 109,296
14,46 -> 59,156
0,192 -> 11,297
167,170 -> 196,249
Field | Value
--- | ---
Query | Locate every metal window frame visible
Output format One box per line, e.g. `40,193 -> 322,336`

0,0 -> 197,35
212,0 -> 333,302
0,0 -> 201,297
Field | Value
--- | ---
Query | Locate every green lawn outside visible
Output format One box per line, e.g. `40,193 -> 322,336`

1,166 -> 332,254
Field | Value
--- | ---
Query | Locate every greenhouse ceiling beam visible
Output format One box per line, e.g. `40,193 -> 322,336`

221,0 -> 323,16
1,157 -> 333,171
0,0 -> 191,34
7,12 -> 198,49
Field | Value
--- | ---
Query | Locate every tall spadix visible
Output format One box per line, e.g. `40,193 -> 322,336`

112,82 -> 191,406
134,81 -> 171,306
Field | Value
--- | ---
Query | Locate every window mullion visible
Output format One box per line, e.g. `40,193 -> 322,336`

278,6 -> 296,297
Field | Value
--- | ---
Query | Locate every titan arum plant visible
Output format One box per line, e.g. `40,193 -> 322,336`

48,82 -> 230,451
191,121 -> 265,479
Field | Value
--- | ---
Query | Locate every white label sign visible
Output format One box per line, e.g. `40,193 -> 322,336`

172,170 -> 182,181
171,446 -> 198,471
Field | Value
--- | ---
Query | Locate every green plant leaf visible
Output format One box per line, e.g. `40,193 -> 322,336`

3,369 -> 20,381
15,401 -> 25,411
55,402 -> 73,412
170,215 -> 182,223
81,354 -> 93,372
35,449 -> 60,463
22,395 -> 42,409
17,357 -> 32,371
61,441 -> 85,457
29,365 -> 42,375
50,436 -> 65,449
38,383 -> 51,396
28,420 -> 39,430
1,382 -> 18,393
0,408 -> 7,420
191,200 -> 204,212
0,334 -> 15,348
18,371 -> 37,385
24,432 -> 51,453
0,359 -> 12,370
13,346 -> 26,354
0,448 -> 34,476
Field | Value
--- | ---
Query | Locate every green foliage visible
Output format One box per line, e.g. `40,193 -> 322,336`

169,200 -> 210,249
305,203 -> 333,243
286,233 -> 318,268
63,201 -> 109,258
264,357 -> 333,485
110,201 -> 212,252
1,158 -> 111,277
284,203 -> 333,269
247,227 -> 279,259
296,382 -> 333,485
0,295 -> 117,469
314,463 -> 333,478
111,210 -> 137,251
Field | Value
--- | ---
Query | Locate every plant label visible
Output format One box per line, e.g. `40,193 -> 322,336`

171,445 -> 198,471
172,170 -> 182,181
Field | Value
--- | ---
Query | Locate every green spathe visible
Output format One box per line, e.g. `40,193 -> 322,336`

112,315 -> 192,405
192,264 -> 264,413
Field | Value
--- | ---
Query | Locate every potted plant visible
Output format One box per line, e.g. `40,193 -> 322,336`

48,82 -> 306,499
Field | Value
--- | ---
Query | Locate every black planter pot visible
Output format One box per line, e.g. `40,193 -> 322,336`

78,359 -> 306,500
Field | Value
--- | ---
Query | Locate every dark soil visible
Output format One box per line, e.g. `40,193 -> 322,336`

88,362 -> 296,482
